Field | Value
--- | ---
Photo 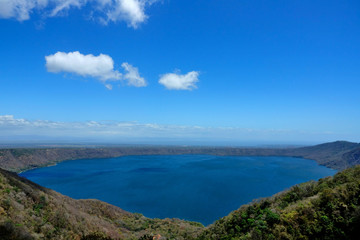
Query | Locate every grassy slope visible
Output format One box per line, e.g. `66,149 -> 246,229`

198,165 -> 360,240
0,168 -> 203,240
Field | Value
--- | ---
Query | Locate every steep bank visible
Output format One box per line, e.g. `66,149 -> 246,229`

0,141 -> 359,172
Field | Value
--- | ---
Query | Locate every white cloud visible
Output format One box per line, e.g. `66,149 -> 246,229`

159,71 -> 200,90
0,0 -> 158,28
0,115 -> 344,144
104,84 -> 113,90
45,51 -> 122,81
0,0 -> 47,21
49,0 -> 85,17
104,0 -> 146,28
45,51 -> 146,89
121,62 -> 147,87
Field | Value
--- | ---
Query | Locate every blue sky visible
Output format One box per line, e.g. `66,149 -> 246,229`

0,0 -> 359,145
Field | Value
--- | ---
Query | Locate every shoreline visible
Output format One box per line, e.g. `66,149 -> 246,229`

1,141 -> 359,173
18,155 -> 337,226
17,153 -> 338,174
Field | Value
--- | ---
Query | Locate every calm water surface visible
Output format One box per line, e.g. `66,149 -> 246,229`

20,155 -> 336,225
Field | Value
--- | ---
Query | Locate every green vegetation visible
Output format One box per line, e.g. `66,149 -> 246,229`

198,165 -> 360,240
0,168 -> 203,240
81,232 -> 114,240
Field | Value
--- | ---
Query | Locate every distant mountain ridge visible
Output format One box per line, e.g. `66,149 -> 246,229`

0,141 -> 359,172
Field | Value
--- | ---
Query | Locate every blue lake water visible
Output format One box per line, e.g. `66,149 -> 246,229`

20,155 -> 336,225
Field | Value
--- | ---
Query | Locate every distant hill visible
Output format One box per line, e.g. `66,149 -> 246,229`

283,141 -> 360,170
0,168 -> 203,240
198,165 -> 360,240
340,147 -> 360,166
0,141 -> 359,172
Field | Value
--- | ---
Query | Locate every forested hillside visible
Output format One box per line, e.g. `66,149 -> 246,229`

198,165 -> 360,240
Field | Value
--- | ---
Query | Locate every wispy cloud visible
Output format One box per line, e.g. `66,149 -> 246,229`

45,51 -> 146,89
49,0 -> 86,17
122,62 -> 147,87
0,0 -> 46,21
0,0 -> 159,28
159,71 -> 199,90
0,115 -> 341,144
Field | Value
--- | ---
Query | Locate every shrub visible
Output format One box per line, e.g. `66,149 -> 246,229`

81,232 -> 113,240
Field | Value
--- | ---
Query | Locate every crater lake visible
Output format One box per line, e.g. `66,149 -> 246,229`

20,155 -> 336,225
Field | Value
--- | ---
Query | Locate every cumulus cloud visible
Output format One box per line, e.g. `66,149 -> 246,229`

0,0 -> 158,28
105,0 -> 147,28
45,51 -> 146,89
159,71 -> 200,90
45,51 -> 121,80
121,62 -> 147,87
